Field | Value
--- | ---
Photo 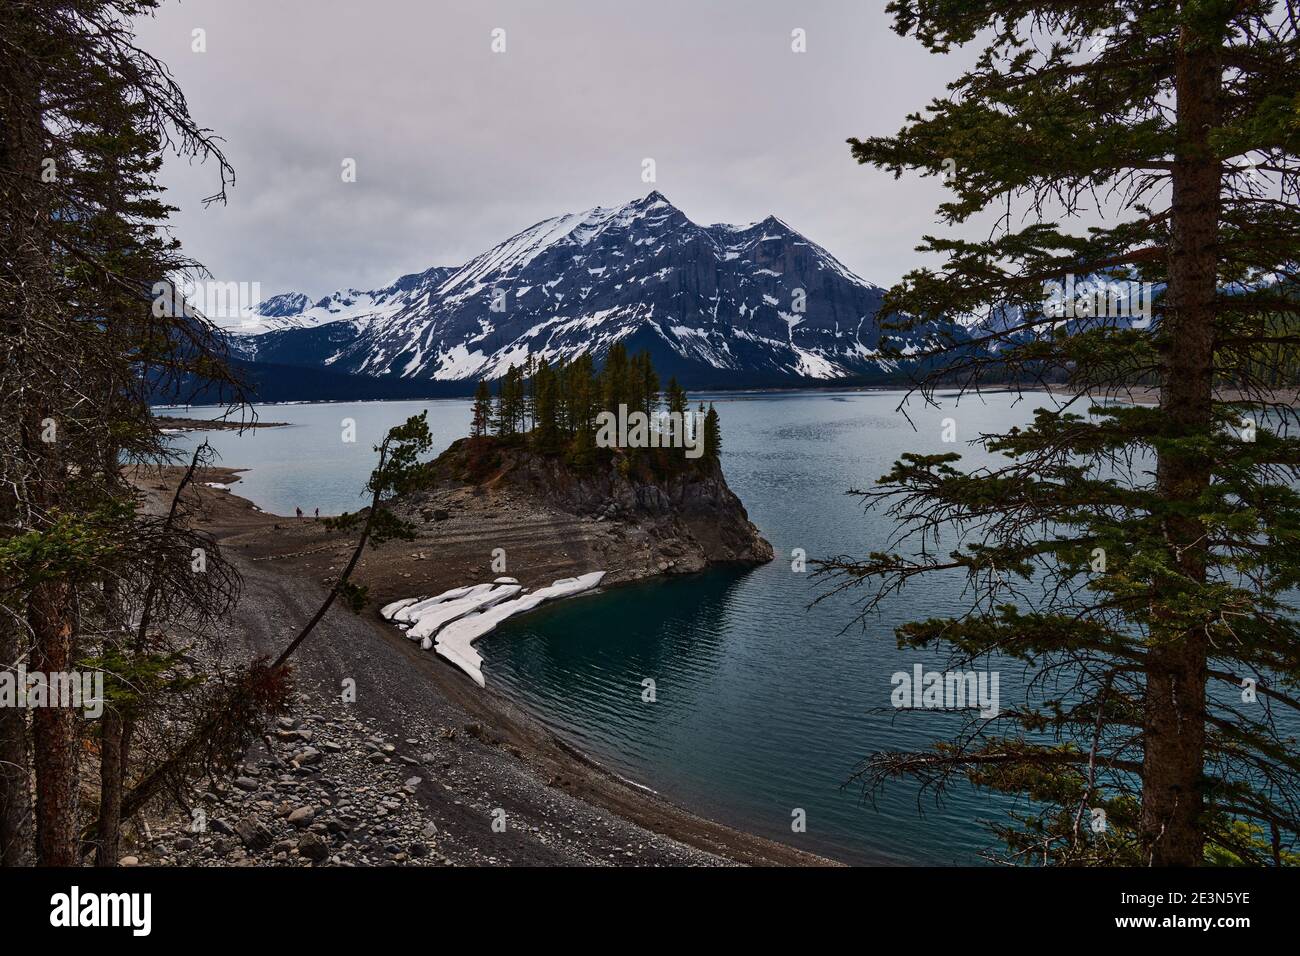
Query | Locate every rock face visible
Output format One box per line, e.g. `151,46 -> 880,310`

396,438 -> 773,586
501,448 -> 773,568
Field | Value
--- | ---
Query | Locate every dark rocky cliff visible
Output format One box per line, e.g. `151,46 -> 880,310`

395,438 -> 773,584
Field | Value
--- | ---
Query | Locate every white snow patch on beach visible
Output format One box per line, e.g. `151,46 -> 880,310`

407,584 -> 522,641
435,572 -> 606,686
393,583 -> 492,623
381,573 -> 606,687
380,597 -> 419,620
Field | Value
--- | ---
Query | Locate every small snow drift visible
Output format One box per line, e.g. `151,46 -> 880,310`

394,583 -> 493,624
381,572 -> 606,686
379,597 -> 419,620
406,584 -> 522,642
435,573 -> 606,686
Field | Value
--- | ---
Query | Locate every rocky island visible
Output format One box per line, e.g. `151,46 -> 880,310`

372,424 -> 772,684
316,344 -> 774,617
401,429 -> 773,584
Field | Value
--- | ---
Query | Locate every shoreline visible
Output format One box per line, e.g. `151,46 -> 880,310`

154,415 -> 291,432
151,382 -> 1300,417
976,383 -> 1300,407
137,463 -> 838,867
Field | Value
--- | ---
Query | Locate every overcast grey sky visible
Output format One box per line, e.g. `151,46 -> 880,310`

134,0 -> 970,300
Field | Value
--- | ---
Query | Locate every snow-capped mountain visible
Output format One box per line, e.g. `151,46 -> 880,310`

232,267 -> 458,339
231,192 -> 940,388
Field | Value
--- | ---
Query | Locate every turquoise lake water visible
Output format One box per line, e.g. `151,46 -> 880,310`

165,390 -> 1078,864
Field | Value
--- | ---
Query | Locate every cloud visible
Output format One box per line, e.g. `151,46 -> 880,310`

135,0 -> 962,299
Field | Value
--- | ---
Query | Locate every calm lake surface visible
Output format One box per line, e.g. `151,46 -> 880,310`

165,390 -> 1069,864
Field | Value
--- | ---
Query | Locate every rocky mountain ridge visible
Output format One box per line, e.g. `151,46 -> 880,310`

227,192 -> 956,390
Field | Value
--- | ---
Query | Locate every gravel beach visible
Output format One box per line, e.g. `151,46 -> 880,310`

126,465 -> 834,867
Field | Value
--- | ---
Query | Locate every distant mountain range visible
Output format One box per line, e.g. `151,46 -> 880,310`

219,192 -> 958,399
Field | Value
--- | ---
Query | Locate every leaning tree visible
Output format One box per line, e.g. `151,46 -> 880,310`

821,1 -> 1300,865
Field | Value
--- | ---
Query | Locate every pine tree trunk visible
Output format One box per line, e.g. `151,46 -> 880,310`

23,362 -> 80,869
28,577 -> 80,866
96,709 -> 125,866
1143,30 -> 1220,867
0,623 -> 34,866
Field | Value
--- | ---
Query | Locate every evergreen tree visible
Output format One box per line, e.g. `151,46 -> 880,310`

666,376 -> 688,418
632,349 -> 660,417
511,364 -> 528,435
1,0 -> 249,866
566,352 -> 598,440
0,1 -> 452,869
600,342 -> 630,415
666,376 -> 689,445
471,379 -> 492,438
552,357 -> 571,436
522,353 -> 536,432
567,419 -> 596,471
821,2 -> 1300,866
473,350 -> 707,472
702,403 -> 722,462
493,375 -> 510,437
494,365 -> 526,438
531,357 -> 560,451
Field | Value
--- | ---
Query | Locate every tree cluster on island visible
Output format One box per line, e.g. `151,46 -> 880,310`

466,343 -> 722,475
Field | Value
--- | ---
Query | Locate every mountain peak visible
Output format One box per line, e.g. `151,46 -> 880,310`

254,291 -> 311,317
229,191 -> 918,388
597,189 -> 677,222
